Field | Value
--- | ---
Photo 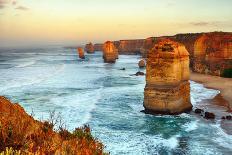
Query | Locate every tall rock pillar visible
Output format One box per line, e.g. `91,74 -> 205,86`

103,41 -> 118,63
77,47 -> 85,59
144,39 -> 192,114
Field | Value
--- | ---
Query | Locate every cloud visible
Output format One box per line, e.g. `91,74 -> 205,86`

15,6 -> 29,11
190,21 -> 220,27
0,0 -> 8,9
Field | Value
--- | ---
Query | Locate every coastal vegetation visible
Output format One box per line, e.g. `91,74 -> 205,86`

0,96 -> 108,155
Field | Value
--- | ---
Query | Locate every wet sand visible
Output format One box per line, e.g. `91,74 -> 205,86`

190,72 -> 232,111
190,72 -> 232,134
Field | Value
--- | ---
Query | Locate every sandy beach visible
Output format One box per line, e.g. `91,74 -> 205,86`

190,72 -> 232,111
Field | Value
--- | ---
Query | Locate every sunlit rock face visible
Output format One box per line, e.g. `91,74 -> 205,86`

103,41 -> 118,63
192,32 -> 232,76
144,39 -> 192,115
85,42 -> 94,53
94,44 -> 103,51
77,47 -> 85,59
118,39 -> 144,54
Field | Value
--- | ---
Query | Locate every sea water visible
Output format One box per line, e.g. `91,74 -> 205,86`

0,47 -> 231,155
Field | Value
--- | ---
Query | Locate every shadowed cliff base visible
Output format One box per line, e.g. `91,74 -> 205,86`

0,96 -> 108,155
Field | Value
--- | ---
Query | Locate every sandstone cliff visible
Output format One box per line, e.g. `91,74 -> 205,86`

94,43 -> 103,51
118,39 -> 144,54
144,39 -> 192,114
103,41 -> 118,63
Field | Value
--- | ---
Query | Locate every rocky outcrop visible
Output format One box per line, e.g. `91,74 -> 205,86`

85,42 -> 94,53
77,47 -> 85,59
118,39 -> 144,54
93,43 -> 103,51
103,41 -> 118,63
138,59 -> 146,68
144,39 -> 192,114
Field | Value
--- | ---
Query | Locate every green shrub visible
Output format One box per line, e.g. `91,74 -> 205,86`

221,68 -> 232,78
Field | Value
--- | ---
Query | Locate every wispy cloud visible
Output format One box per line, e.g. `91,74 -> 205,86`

190,21 -> 220,27
15,6 -> 29,11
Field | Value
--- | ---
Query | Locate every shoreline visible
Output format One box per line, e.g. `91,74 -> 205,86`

190,72 -> 232,112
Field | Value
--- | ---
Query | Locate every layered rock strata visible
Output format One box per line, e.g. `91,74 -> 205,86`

77,47 -> 85,59
93,43 -> 103,51
144,39 -> 192,114
118,39 -> 144,54
103,41 -> 118,63
85,42 -> 94,53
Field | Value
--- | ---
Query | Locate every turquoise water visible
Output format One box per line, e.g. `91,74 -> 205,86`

0,47 -> 231,155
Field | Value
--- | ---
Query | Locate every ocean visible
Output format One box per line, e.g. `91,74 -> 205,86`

0,47 -> 231,155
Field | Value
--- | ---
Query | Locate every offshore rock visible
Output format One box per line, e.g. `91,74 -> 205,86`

85,42 -> 94,53
144,39 -> 192,114
77,47 -> 85,59
138,59 -> 146,68
103,41 -> 118,63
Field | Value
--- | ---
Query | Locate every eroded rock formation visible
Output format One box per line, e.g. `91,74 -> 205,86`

144,39 -> 192,114
138,59 -> 146,68
85,42 -> 94,53
77,47 -> 85,59
103,41 -> 118,63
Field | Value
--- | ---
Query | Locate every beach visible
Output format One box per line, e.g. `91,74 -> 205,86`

190,72 -> 232,112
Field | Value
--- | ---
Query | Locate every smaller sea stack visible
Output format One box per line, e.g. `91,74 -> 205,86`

138,59 -> 146,68
103,41 -> 118,63
144,39 -> 192,115
77,47 -> 85,59
85,42 -> 94,54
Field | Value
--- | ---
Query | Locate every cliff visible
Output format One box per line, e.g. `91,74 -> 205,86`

144,39 -> 192,114
117,39 -> 145,54
94,43 -> 103,51
0,96 -> 107,154
103,41 -> 118,63
141,32 -> 232,76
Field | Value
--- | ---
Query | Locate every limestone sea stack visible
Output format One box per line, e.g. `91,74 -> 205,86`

103,41 -> 118,63
138,59 -> 146,68
85,42 -> 94,53
144,39 -> 192,115
77,47 -> 85,59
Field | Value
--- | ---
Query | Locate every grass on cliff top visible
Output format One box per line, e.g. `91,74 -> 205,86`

0,96 -> 108,155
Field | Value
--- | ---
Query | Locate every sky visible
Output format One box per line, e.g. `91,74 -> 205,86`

0,0 -> 232,47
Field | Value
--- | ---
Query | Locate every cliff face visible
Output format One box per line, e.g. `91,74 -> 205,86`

77,47 -> 85,59
144,39 -> 192,114
85,42 -> 94,53
118,39 -> 144,54
141,32 -> 232,76
103,41 -> 118,63
0,96 -> 106,154
93,43 -> 103,51
191,32 -> 232,76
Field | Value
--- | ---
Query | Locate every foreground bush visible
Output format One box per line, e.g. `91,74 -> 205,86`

0,96 -> 108,155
